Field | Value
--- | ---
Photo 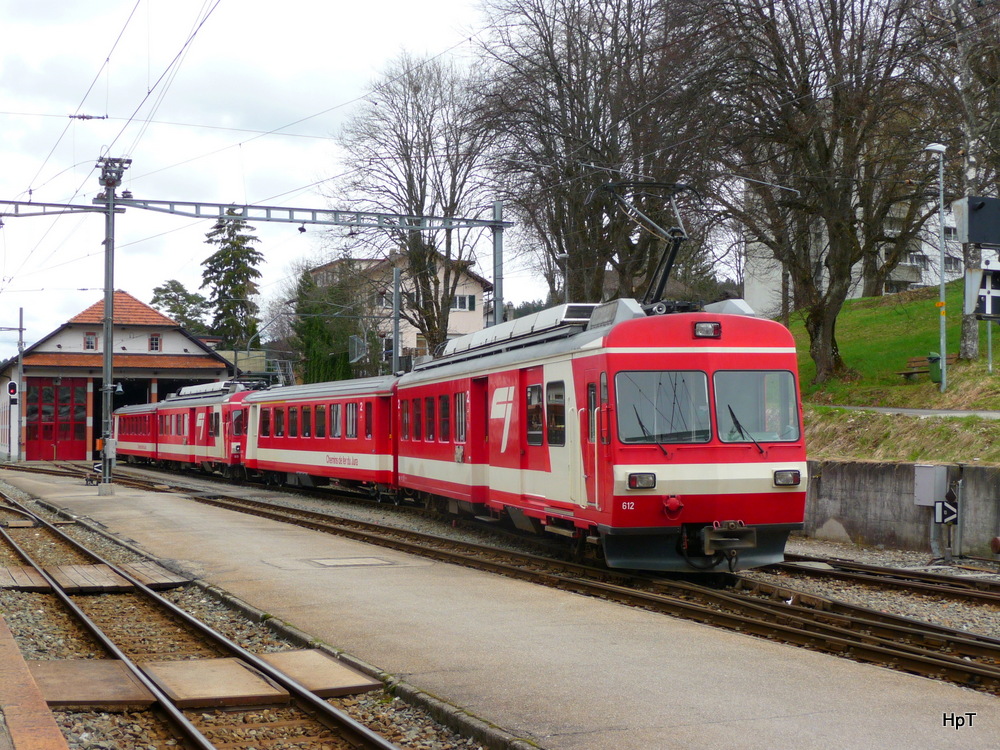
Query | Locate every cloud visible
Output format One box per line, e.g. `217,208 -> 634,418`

0,0 -> 549,357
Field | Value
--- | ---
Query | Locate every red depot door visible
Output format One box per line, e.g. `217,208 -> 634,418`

25,378 -> 88,461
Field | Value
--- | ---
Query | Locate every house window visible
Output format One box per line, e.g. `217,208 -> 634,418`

148,333 -> 162,352
84,332 -> 98,351
450,295 -> 476,311
944,256 -> 962,272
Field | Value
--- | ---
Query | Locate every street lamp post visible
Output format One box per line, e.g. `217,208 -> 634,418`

926,142 -> 947,393
556,253 -> 569,304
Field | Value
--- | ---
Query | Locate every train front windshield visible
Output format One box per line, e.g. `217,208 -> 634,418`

615,370 -> 800,444
616,371 -> 711,443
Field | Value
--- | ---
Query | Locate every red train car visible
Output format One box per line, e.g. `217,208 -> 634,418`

241,377 -> 396,491
114,382 -> 255,477
394,299 -> 807,571
113,299 -> 806,573
114,402 -> 158,462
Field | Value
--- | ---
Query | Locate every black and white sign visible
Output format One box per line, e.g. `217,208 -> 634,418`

966,267 -> 1000,318
934,499 -> 958,525
976,269 -> 1000,318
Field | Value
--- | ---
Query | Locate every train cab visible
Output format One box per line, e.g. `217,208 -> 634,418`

595,311 -> 808,570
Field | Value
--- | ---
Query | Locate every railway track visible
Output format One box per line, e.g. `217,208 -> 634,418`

8,462 -> 1000,696
768,553 -> 1000,604
0,487 -> 402,750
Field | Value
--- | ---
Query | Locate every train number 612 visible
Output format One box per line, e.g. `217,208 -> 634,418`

621,501 -> 635,510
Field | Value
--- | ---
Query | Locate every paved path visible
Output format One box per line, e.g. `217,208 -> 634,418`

829,405 -> 1000,419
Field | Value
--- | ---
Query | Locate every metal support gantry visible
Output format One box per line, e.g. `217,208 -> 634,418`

0,157 -> 513,489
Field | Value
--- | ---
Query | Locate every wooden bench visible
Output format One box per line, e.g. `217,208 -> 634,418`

896,353 -> 958,379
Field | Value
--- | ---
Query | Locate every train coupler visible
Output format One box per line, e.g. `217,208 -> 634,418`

701,520 -> 756,554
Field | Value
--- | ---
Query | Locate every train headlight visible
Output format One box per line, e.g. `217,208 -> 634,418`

773,469 -> 801,487
627,472 -> 656,490
693,321 -> 722,339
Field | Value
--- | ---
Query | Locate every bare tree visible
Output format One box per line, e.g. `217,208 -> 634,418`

914,2 -> 1000,360
330,53 -> 494,353
700,0 -> 942,383
477,0 -> 707,303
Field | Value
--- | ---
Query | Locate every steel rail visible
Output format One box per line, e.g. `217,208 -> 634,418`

0,489 -> 402,750
0,521 -> 216,749
10,464 -> 1000,693
773,554 -> 1000,603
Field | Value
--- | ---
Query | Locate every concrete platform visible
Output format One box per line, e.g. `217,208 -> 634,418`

0,615 -> 69,750
3,469 -> 998,750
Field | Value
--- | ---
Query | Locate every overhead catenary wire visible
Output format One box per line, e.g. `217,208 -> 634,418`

1,1 -> 222,296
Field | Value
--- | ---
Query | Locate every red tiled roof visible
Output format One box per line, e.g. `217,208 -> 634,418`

23,353 -> 226,370
69,290 -> 179,327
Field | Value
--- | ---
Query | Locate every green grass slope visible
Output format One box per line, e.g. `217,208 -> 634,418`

787,281 -> 1000,463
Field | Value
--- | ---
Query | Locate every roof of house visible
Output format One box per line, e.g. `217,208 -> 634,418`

21,353 -> 226,370
313,253 -> 494,292
0,290 -> 232,374
69,290 -> 180,327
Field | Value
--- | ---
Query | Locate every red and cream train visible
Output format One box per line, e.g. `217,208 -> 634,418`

114,298 -> 808,572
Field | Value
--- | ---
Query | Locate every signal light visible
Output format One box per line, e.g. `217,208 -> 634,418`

6,381 -> 17,397
693,321 -> 722,339
627,472 -> 656,490
773,469 -> 801,487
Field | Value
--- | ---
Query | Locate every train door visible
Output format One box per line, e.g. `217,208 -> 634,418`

487,371 -> 521,504
581,370 -> 610,510
24,377 -> 87,461
580,371 -> 600,508
520,368 -> 547,500
468,377 -> 489,501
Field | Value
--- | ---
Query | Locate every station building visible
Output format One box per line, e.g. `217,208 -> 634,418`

0,291 -> 233,462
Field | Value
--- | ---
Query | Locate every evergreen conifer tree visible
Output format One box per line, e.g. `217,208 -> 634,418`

200,209 -> 264,349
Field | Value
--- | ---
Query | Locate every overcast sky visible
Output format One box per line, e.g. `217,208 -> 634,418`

0,0 -> 540,357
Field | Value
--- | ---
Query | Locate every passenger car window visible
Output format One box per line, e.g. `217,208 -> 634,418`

526,385 -> 543,446
546,382 -> 565,446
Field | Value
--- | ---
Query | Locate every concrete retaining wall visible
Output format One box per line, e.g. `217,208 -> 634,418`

806,459 -> 1000,556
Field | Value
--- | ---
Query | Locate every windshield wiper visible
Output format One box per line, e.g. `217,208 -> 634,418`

634,405 -> 668,456
727,405 -> 764,455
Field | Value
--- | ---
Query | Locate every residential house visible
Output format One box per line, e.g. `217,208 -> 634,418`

310,252 -> 493,366
0,291 -> 233,462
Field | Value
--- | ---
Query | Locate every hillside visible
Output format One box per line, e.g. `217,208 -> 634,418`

793,281 -> 1000,464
